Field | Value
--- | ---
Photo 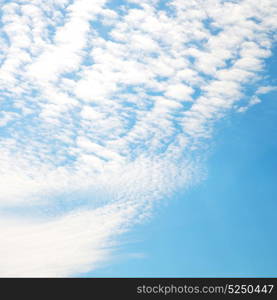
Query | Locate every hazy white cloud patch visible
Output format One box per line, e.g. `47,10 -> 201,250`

0,0 -> 276,276
256,85 -> 277,95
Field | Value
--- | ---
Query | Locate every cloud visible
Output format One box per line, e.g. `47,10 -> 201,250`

0,202 -> 137,277
237,96 -> 261,113
256,85 -> 277,94
0,0 -> 276,276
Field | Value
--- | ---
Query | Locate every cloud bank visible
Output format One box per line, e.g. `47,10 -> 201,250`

0,0 -> 276,276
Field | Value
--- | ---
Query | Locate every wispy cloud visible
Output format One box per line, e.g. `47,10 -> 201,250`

0,0 -> 276,276
256,85 -> 277,94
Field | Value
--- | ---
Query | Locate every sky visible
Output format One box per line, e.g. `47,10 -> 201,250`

89,59 -> 277,277
0,0 -> 276,277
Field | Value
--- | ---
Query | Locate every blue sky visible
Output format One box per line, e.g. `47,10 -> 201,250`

90,81 -> 277,277
0,0 -> 276,277
87,51 -> 277,277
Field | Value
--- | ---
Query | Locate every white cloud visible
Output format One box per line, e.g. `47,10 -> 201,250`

0,0 -> 276,277
256,85 -> 277,94
0,202 -> 137,277
165,84 -> 194,101
237,96 -> 261,113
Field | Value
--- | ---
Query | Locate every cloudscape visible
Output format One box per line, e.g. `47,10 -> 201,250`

0,0 -> 276,277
